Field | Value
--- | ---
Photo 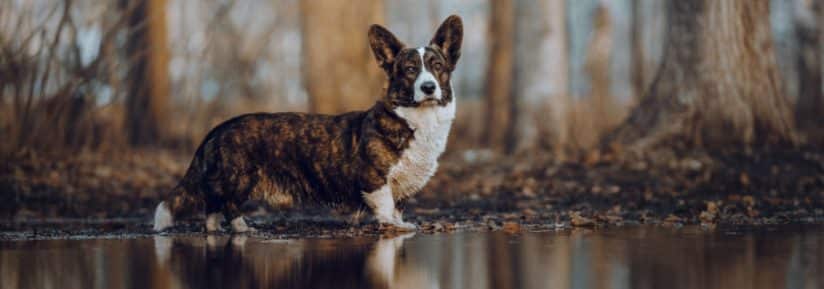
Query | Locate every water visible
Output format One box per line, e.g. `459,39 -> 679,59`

1,226 -> 823,289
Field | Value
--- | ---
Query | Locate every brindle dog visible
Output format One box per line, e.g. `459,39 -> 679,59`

154,15 -> 462,232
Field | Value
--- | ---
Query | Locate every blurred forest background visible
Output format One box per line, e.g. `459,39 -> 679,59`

1,0 -> 822,157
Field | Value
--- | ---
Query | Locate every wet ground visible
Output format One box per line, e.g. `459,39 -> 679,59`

2,149 -> 823,288
2,225 -> 824,289
3,148 -> 824,228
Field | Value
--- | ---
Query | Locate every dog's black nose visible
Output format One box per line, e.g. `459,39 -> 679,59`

420,81 -> 436,95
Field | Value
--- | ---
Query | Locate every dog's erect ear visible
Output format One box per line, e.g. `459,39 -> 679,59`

430,15 -> 463,70
369,24 -> 405,74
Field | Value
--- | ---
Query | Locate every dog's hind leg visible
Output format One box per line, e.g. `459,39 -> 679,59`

224,190 -> 257,233
204,200 -> 225,232
154,186 -> 202,232
153,201 -> 174,232
207,171 -> 258,233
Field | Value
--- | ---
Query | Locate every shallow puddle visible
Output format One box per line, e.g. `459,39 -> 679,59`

1,225 -> 823,289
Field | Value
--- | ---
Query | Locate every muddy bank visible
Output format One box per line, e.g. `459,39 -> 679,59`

2,209 -> 823,241
1,148 -> 823,240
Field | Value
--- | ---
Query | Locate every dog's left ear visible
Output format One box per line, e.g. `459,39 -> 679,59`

430,15 -> 463,70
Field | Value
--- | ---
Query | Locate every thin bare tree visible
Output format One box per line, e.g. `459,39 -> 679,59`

484,0 -> 516,152
124,0 -> 170,146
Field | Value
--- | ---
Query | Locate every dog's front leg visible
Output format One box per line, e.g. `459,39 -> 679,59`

363,185 -> 417,230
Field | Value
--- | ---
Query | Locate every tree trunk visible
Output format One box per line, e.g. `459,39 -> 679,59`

300,0 -> 385,114
631,0 -> 644,100
794,0 -> 823,140
581,5 -> 615,150
603,0 -> 794,154
124,0 -> 169,146
631,0 -> 668,100
512,0 -> 569,153
484,0 -> 516,152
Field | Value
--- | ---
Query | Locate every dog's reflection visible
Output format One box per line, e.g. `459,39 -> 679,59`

153,233 -> 435,289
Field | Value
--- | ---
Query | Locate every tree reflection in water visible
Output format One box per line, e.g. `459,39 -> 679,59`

2,226 -> 824,289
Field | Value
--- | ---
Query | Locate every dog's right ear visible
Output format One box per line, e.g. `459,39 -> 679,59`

368,24 -> 405,74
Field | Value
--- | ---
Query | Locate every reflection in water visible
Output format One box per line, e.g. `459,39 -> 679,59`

2,226 -> 824,289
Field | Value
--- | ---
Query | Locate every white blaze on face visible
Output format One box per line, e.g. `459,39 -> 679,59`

413,47 -> 442,102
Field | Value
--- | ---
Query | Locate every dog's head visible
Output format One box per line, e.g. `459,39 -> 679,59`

369,15 -> 463,108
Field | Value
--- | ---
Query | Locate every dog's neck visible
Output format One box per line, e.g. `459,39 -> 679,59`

393,101 -> 456,131
386,97 -> 455,200
371,96 -> 456,130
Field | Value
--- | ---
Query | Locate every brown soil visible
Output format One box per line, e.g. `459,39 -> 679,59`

1,147 -> 823,240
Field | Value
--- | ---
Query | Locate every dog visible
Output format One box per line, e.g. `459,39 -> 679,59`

153,15 -> 463,232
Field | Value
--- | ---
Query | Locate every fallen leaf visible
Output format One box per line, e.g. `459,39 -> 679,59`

502,222 -> 521,233
570,212 -> 595,227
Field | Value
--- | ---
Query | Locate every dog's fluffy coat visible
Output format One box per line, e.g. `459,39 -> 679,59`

154,15 -> 463,232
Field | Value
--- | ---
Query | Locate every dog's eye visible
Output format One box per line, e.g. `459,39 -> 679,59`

433,62 -> 443,71
405,67 -> 416,74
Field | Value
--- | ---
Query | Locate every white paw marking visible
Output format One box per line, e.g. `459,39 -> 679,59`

206,213 -> 224,232
231,216 -> 255,233
153,201 -> 174,232
363,184 -> 419,230
387,220 -> 418,231
363,184 -> 396,223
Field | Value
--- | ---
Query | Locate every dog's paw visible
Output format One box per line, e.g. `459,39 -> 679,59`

380,221 -> 419,232
230,217 -> 257,233
236,226 -> 258,233
395,221 -> 418,231
205,213 -> 225,232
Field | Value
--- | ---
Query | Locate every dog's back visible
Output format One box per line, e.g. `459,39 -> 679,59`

154,15 -> 463,232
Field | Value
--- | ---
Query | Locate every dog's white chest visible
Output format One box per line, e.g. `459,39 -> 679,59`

388,100 -> 455,199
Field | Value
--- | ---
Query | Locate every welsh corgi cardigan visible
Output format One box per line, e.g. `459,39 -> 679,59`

154,15 -> 463,232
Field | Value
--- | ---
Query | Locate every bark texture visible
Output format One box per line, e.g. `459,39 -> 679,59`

579,5 -> 616,150
587,6 -> 612,119
300,0 -> 385,114
484,0 -> 516,152
512,0 -> 569,153
631,0 -> 645,100
124,0 -> 169,146
631,0 -> 668,100
604,0 -> 794,153
794,0 -> 823,137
